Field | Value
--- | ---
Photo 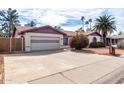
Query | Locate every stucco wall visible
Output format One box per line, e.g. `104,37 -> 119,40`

0,55 -> 4,84
24,33 -> 63,51
88,36 -> 101,44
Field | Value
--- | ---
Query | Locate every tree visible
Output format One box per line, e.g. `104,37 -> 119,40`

70,34 -> 89,50
75,27 -> 84,32
54,26 -> 64,31
118,31 -> 124,35
85,21 -> 89,30
88,18 -> 92,30
81,16 -> 85,31
94,15 -> 116,45
86,28 -> 90,32
0,8 -> 20,37
54,26 -> 61,30
24,21 -> 36,27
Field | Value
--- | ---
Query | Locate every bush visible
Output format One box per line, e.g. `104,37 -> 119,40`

89,42 -> 105,48
70,34 -> 89,50
117,40 -> 124,49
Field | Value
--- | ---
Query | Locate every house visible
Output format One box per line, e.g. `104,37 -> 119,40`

62,30 -> 76,45
63,31 -> 102,45
13,26 -> 34,37
14,25 -> 67,52
106,35 -> 124,45
14,25 -> 103,52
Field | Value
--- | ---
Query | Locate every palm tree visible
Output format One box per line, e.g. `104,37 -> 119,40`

75,27 -> 84,32
94,15 -> 116,45
24,21 -> 36,27
0,8 -> 20,37
81,16 -> 85,31
85,21 -> 89,30
0,8 -> 20,52
88,18 -> 92,30
118,31 -> 124,35
54,26 -> 61,30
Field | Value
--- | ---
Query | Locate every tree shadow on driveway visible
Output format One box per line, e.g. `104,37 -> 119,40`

71,49 -> 96,54
71,48 -> 122,57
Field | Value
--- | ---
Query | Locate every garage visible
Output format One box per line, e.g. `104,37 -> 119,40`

18,25 -> 67,52
31,36 -> 60,51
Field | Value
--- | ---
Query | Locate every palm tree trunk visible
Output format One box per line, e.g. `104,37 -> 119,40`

102,31 -> 107,46
90,23 -> 91,30
103,37 -> 106,45
82,22 -> 84,31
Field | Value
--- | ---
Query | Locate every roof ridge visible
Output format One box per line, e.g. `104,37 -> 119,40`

18,25 -> 67,35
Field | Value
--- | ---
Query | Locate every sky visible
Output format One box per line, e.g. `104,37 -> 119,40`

15,8 -> 124,35
0,0 -> 124,36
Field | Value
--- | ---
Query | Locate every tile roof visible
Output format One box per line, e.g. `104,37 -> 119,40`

62,30 -> 76,36
18,25 -> 67,36
14,25 -> 102,37
107,35 -> 124,39
63,31 -> 101,37
88,32 -> 102,37
14,26 -> 34,37
16,26 -> 33,31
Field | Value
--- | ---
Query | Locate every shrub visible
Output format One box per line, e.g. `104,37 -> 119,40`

89,42 -> 105,48
117,40 -> 124,49
69,34 -> 89,50
97,42 -> 105,47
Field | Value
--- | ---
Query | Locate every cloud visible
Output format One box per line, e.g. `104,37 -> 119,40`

16,8 -> 124,34
17,8 -> 104,26
106,9 -> 124,32
17,9 -> 68,26
62,25 -> 82,31
38,11 -> 67,26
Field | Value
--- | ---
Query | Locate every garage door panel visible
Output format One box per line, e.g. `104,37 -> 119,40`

31,43 -> 60,51
31,36 -> 60,40
31,40 -> 59,43
31,36 -> 60,51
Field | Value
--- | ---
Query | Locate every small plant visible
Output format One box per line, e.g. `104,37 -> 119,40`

89,42 -> 105,48
69,33 -> 89,50
117,40 -> 124,49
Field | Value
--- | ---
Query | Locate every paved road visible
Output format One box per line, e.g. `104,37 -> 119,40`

4,50 -> 124,84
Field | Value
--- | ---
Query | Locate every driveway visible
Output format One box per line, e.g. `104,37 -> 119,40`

4,50 -> 124,84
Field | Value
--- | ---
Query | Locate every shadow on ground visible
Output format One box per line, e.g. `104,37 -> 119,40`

71,49 -> 122,57
3,48 -> 123,57
5,49 -> 68,57
71,49 -> 95,54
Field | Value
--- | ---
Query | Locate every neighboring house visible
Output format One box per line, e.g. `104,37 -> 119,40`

62,30 -> 76,45
13,26 -> 33,37
14,25 -> 67,52
87,32 -> 102,44
63,31 -> 102,45
106,35 -> 124,45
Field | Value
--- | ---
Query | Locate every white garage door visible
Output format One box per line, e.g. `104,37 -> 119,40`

31,36 -> 60,51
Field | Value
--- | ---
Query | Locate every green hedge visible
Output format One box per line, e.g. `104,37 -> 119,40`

89,42 -> 105,48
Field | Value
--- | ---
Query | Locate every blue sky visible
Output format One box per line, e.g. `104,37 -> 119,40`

16,8 -> 124,34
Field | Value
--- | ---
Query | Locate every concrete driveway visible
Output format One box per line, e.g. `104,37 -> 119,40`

4,50 -> 124,84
